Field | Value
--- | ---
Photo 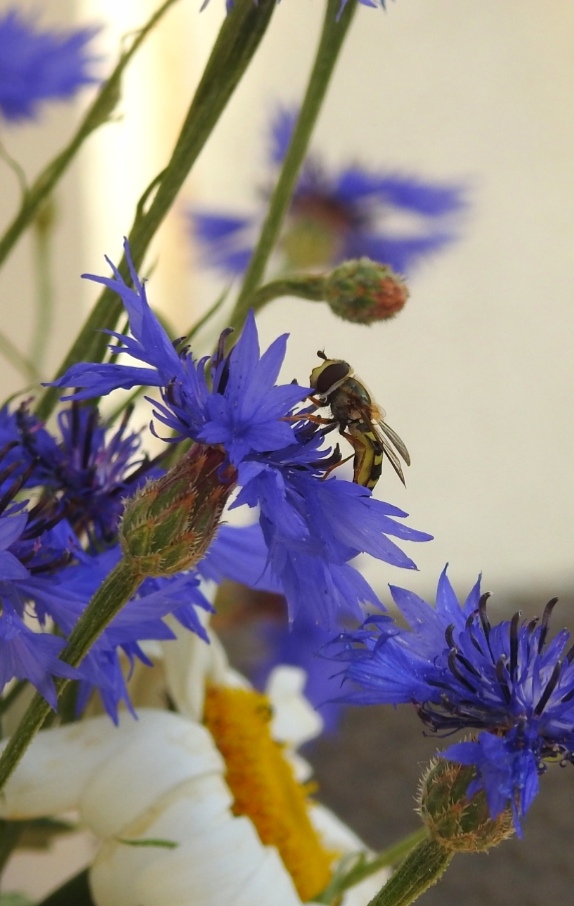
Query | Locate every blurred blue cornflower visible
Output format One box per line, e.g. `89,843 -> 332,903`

0,8 -> 99,123
51,239 -> 432,628
190,106 -> 466,276
332,567 -> 574,831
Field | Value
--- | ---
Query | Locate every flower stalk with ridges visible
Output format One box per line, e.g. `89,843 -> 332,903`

229,0 -> 357,335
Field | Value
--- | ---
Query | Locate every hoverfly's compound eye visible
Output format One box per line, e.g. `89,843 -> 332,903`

310,359 -> 351,397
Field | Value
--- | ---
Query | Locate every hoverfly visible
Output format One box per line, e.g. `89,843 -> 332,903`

309,351 -> 410,489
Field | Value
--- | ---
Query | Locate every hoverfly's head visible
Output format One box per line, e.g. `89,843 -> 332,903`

309,353 -> 352,399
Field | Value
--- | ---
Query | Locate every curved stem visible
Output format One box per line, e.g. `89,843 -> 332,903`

0,561 -> 142,794
366,838 -> 453,906
229,0 -> 357,333
36,0 -> 276,422
315,827 -> 428,905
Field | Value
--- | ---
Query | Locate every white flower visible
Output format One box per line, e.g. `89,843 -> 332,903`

0,624 -> 388,906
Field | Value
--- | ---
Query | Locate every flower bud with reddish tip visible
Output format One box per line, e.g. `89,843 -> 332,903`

417,755 -> 515,854
119,445 -> 236,577
325,257 -> 409,324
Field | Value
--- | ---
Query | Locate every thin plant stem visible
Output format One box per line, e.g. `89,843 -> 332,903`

366,838 -> 453,906
30,202 -> 56,371
35,0 -> 276,423
228,0 -> 357,335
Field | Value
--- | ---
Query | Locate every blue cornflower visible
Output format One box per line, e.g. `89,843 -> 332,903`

190,105 -> 466,276
0,9 -> 99,123
51,240 -> 431,627
333,567 -> 574,829
0,400 -> 156,544
0,506 -> 78,707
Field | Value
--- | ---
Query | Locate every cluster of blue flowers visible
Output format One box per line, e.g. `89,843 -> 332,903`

332,568 -> 574,828
191,106 -> 466,277
51,240 -> 431,626
0,239 -> 431,721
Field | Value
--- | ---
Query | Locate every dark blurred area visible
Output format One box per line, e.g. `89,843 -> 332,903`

221,586 -> 574,906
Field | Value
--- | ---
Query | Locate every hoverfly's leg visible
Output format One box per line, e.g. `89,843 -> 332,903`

319,449 -> 355,481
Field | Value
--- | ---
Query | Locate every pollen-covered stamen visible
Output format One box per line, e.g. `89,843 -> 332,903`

447,648 -> 478,694
477,592 -> 495,660
509,611 -> 521,679
534,658 -> 564,716
495,657 -> 512,704
537,597 -> 559,654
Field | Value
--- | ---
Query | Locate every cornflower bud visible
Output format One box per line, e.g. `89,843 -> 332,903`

417,754 -> 515,853
324,257 -> 409,324
120,444 -> 236,577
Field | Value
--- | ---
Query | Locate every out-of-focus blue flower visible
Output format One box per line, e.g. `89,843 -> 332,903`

190,105 -> 466,276
332,567 -> 574,831
50,240 -> 431,627
0,9 -> 99,123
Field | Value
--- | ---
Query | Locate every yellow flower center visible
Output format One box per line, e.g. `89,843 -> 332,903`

204,684 -> 333,902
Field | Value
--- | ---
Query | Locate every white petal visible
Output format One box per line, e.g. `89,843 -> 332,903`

78,713 -> 223,837
91,801 -> 303,906
267,666 -> 323,748
161,615 -> 240,720
0,710 -> 221,830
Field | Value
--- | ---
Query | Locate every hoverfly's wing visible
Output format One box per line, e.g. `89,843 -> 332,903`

375,419 -> 411,466
370,418 -> 410,485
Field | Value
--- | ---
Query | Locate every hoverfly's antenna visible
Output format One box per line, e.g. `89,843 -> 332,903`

316,350 -> 327,360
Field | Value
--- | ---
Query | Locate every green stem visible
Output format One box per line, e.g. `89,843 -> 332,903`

366,838 -> 453,906
315,827 -> 428,904
228,0 -> 357,334
247,274 -> 326,316
30,202 -> 56,371
0,561 -> 142,795
0,332 -> 38,384
0,0 -> 182,274
35,0 -> 276,423
37,868 -> 94,906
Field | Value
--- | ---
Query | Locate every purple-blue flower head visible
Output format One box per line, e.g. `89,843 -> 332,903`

190,105 -> 466,277
0,9 -> 99,123
0,400 -> 156,545
332,567 -> 574,830
0,506 -> 79,708
51,240 -> 431,627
